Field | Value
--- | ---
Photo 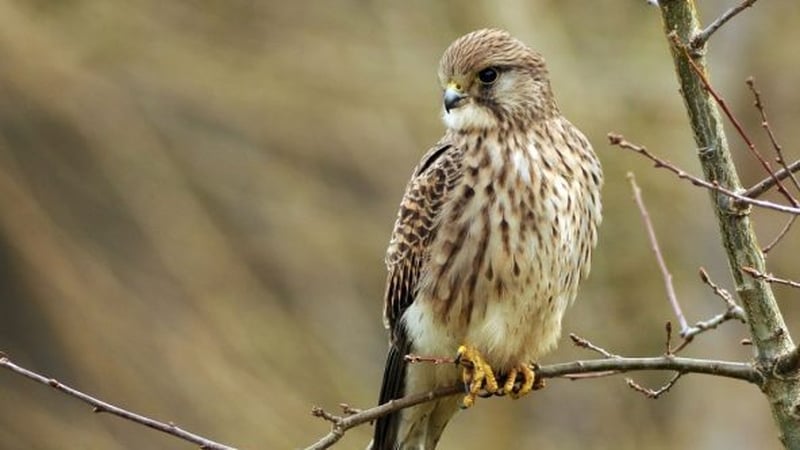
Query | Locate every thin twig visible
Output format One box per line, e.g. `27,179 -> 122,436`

665,322 -> 674,356
762,216 -> 798,254
628,172 -> 688,332
570,333 -> 620,358
671,33 -> 799,208
0,355 -> 238,450
742,266 -> 800,289
308,385 -> 464,450
405,354 -> 455,365
568,334 -> 621,379
561,371 -> 619,380
306,355 -> 761,449
744,76 -> 800,254
339,403 -> 361,415
680,311 -> 747,347
626,372 -> 683,399
746,77 -> 800,193
691,0 -> 759,50
671,268 -> 747,353
744,160 -> 800,199
698,267 -> 739,312
608,134 -> 800,215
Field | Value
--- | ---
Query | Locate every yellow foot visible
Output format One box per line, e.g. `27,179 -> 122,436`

500,364 -> 536,399
455,345 -> 498,409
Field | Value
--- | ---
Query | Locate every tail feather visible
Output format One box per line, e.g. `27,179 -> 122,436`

372,330 -> 410,450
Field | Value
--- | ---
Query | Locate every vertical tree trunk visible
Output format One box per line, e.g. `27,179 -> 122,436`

658,1 -> 800,447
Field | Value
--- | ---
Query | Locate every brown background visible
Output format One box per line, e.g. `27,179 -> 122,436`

1,1 -> 799,449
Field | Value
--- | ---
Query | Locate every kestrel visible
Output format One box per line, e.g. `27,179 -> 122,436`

371,29 -> 602,449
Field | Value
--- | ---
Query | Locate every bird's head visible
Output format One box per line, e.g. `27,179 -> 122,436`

437,28 -> 558,131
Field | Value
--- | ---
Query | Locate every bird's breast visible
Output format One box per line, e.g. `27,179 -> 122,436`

406,127 -> 599,368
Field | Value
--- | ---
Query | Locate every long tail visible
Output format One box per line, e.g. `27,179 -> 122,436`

372,331 -> 410,450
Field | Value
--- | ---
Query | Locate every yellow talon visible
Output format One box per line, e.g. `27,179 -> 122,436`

456,345 -> 498,409
509,364 -> 536,399
503,367 -> 518,396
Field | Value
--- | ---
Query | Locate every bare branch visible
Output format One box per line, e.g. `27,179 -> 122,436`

671,33 -> 800,208
540,357 -> 758,383
624,177 -> 746,355
691,0 -> 759,50
689,269 -> 747,330
307,385 -> 463,450
741,266 -> 800,289
560,371 -> 619,380
746,77 -> 800,194
698,267 -> 737,310
569,333 -> 620,358
670,268 -> 746,353
743,76 -> 800,254
682,309 -> 747,342
744,160 -> 800,200
664,322 -> 675,355
626,372 -> 683,399
339,403 -> 362,415
404,354 -> 455,365
628,172 -> 688,332
0,355 -> 238,450
306,355 -> 761,449
608,133 -> 800,215
762,216 -> 798,254
567,334 -> 621,380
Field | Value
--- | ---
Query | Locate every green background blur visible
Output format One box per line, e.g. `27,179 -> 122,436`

1,1 -> 799,449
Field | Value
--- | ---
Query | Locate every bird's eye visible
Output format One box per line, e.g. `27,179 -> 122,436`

477,67 -> 498,85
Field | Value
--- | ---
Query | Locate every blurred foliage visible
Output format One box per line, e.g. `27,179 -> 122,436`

0,1 -> 799,449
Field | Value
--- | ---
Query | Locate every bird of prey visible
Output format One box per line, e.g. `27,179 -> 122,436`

371,29 -> 603,449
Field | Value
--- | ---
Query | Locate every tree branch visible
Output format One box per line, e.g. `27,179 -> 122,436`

685,268 -> 747,334
0,354 -> 238,450
608,133 -> 800,215
744,76 -> 800,256
569,333 -> 620,358
672,33 -> 799,209
658,1 -> 800,446
744,160 -> 800,200
306,354 -> 761,449
741,266 -> 800,290
762,216 -> 797,255
627,172 -> 688,332
690,0 -> 759,50
746,77 -> 800,195
626,372 -> 683,399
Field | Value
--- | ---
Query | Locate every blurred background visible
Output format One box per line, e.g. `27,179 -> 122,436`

0,1 -> 799,449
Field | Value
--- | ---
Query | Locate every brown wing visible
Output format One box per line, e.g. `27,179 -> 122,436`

373,141 -> 463,450
383,141 -> 464,338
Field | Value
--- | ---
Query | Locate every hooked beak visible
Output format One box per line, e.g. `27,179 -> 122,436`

443,83 -> 467,113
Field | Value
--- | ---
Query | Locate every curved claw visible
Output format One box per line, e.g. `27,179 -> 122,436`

509,364 -> 536,399
502,367 -> 519,396
456,345 -> 498,409
497,364 -> 539,398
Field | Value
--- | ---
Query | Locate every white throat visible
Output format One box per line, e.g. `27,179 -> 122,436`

442,104 -> 496,131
